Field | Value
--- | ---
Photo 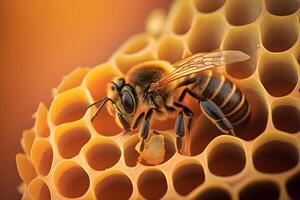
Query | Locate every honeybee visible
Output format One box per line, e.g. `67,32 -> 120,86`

87,50 -> 250,153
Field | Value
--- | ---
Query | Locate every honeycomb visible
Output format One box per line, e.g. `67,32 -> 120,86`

16,0 -> 300,199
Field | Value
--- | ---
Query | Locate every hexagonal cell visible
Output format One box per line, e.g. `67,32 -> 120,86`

239,180 -> 280,200
94,171 -> 133,200
16,154 -> 37,183
157,36 -> 184,63
85,63 -> 123,136
172,159 -> 205,196
286,171 -> 300,200
172,0 -> 193,35
207,141 -> 246,176
261,14 -> 299,52
115,34 -> 155,73
35,103 -> 50,137
272,98 -> 300,133
55,67 -> 89,95
192,187 -> 231,200
258,53 -> 298,97
223,24 -> 260,79
21,129 -> 35,156
137,169 -> 168,200
253,140 -> 299,173
31,139 -> 53,176
225,0 -> 262,26
54,120 -> 91,159
54,161 -> 90,198
83,138 -> 121,171
265,0 -> 300,16
49,87 -> 90,126
28,178 -> 51,200
123,133 -> 176,167
188,14 -> 226,54
194,0 -> 225,13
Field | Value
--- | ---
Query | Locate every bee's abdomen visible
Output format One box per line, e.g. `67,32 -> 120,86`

191,71 -> 250,125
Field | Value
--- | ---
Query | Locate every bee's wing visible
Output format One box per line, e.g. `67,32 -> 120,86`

150,50 -> 250,90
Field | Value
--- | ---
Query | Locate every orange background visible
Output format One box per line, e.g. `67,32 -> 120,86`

0,0 -> 171,199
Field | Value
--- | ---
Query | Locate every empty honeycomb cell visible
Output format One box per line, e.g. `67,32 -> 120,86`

28,178 -> 51,200
239,180 -> 280,200
172,0 -> 193,35
31,139 -> 53,176
16,154 -> 37,183
35,103 -> 50,137
192,186 -> 231,200
253,140 -> 299,173
85,63 -> 122,100
83,138 -> 121,171
115,35 -> 155,73
54,161 -> 90,198
225,0 -> 262,26
272,98 -> 300,133
49,87 -> 89,126
286,171 -> 300,200
261,14 -> 299,52
194,0 -> 225,13
157,36 -> 184,63
123,133 -> 176,167
258,53 -> 298,97
137,169 -> 168,200
172,159 -> 205,196
265,0 -> 300,16
54,120 -> 91,159
207,140 -> 246,176
94,171 -> 133,200
223,24 -> 259,79
188,14 -> 226,54
21,129 -> 35,156
85,63 -> 122,136
55,67 -> 89,96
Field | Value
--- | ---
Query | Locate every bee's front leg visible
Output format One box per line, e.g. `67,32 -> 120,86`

138,108 -> 154,152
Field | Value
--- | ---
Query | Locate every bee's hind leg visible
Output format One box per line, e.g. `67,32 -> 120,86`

199,99 -> 236,136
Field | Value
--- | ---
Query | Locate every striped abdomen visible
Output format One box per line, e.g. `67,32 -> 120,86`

191,71 -> 250,125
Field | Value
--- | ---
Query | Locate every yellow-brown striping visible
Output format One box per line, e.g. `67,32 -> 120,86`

191,71 -> 250,125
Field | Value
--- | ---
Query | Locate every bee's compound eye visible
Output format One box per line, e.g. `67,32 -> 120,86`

121,90 -> 135,114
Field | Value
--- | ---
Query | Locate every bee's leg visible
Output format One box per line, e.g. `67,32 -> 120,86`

138,108 -> 154,152
175,110 -> 185,152
174,102 -> 194,154
164,105 -> 176,112
178,88 -> 199,102
133,112 -> 145,130
199,99 -> 236,136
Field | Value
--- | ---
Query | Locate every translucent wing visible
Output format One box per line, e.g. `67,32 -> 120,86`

150,50 -> 250,91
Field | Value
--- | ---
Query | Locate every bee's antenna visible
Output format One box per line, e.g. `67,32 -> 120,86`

110,81 -> 118,90
86,97 -> 106,109
90,97 -> 115,122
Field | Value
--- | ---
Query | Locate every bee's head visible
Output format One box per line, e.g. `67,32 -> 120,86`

106,78 -> 138,131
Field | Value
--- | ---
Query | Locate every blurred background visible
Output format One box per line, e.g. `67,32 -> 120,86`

0,0 -> 171,199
